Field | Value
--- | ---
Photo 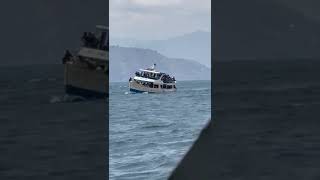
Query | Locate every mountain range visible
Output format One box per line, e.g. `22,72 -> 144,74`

109,46 -> 210,82
111,31 -> 211,68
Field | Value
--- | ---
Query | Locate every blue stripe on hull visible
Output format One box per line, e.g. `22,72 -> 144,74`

129,88 -> 154,93
65,85 -> 107,98
129,88 -> 145,93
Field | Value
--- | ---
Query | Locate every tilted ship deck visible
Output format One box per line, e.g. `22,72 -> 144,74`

62,25 -> 108,98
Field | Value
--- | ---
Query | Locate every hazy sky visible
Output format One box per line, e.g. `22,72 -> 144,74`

110,0 -> 211,40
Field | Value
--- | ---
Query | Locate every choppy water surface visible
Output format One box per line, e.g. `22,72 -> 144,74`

0,65 -> 106,179
110,81 -> 211,180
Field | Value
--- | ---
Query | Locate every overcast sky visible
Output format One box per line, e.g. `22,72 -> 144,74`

110,0 -> 211,40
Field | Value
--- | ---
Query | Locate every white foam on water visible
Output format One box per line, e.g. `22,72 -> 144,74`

50,96 -> 62,103
50,94 -> 87,103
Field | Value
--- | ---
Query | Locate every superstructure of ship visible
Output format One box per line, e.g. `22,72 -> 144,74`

62,25 -> 108,98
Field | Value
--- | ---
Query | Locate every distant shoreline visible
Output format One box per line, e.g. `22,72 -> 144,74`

109,79 -> 211,83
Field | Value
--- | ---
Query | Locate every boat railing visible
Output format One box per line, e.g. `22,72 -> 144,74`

135,71 -> 161,80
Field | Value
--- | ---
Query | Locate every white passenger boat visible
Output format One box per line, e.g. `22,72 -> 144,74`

129,64 -> 177,93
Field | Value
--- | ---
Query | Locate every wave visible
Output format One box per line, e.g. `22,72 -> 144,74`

29,77 -> 58,83
141,123 -> 174,129
28,78 -> 43,83
50,94 -> 87,103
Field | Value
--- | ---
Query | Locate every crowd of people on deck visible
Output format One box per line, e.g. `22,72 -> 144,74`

62,50 -> 73,64
134,71 -> 175,83
81,32 -> 108,50
135,71 -> 160,80
133,79 -> 154,88
161,74 -> 175,83
81,32 -> 99,48
133,80 -> 176,89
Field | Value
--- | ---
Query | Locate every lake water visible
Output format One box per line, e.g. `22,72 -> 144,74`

0,65 -> 106,179
109,80 -> 211,180
0,65 -> 210,179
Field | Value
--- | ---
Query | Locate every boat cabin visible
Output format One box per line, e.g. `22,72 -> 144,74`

81,25 -> 109,51
133,79 -> 176,89
78,25 -> 108,65
95,25 -> 109,51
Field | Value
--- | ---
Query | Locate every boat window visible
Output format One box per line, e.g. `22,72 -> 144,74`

160,85 -> 163,88
154,84 -> 159,88
167,85 -> 172,89
163,84 -> 167,89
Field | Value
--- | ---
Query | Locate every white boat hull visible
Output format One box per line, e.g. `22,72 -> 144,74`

129,80 -> 176,93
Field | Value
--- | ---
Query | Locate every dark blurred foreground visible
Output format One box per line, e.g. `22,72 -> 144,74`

170,0 -> 320,178
170,59 -> 320,179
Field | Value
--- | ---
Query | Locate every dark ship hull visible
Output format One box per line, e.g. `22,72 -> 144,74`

63,25 -> 108,99
64,63 -> 107,98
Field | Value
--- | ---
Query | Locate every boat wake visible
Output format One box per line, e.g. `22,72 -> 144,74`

50,94 -> 87,103
124,91 -> 149,95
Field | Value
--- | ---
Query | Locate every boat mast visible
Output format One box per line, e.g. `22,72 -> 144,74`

151,63 -> 156,70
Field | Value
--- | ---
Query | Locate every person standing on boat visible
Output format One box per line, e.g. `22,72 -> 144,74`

81,32 -> 89,47
62,50 -> 72,64
150,63 -> 156,70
